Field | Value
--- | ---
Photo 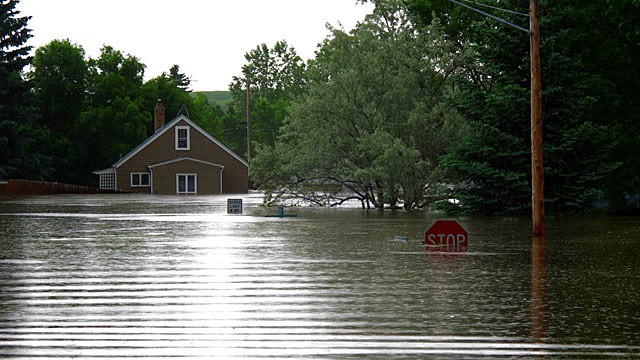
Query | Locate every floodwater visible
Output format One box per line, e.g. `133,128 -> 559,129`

0,193 -> 639,359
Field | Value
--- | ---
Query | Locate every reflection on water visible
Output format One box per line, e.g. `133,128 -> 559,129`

1,193 -> 639,358
531,236 -> 545,341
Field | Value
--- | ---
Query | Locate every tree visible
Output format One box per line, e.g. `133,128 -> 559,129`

86,45 -> 146,105
68,46 -> 149,184
168,64 -> 191,92
407,0 -> 618,215
142,73 -> 192,132
29,39 -> 88,183
251,1 -> 467,209
225,40 -> 307,158
189,92 -> 225,136
563,1 -> 640,210
31,39 -> 88,134
0,0 -> 49,179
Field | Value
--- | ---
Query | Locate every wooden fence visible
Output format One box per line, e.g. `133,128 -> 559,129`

0,179 -> 115,196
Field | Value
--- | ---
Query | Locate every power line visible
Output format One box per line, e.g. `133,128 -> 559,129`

459,0 -> 528,17
447,0 -> 531,34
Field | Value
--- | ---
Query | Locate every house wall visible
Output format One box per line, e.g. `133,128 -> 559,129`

151,160 -> 222,195
115,119 -> 248,194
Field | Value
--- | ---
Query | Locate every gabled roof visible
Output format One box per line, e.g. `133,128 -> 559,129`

112,115 -> 249,169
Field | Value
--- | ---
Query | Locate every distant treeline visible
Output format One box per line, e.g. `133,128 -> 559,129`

3,0 -> 640,215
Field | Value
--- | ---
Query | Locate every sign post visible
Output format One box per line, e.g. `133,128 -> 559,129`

424,220 -> 469,252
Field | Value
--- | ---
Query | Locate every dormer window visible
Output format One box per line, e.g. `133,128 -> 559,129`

175,126 -> 190,150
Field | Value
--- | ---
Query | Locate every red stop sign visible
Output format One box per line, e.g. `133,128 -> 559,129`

425,220 -> 469,252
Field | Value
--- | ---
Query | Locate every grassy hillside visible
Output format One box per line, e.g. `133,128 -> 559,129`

194,91 -> 232,112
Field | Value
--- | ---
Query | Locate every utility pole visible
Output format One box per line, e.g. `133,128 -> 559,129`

447,0 -> 545,238
246,78 -> 252,167
530,0 -> 544,238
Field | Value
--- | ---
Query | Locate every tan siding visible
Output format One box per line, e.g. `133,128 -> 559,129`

116,119 -> 248,194
151,160 -> 221,195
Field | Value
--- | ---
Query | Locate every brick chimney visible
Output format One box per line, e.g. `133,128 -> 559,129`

154,99 -> 165,132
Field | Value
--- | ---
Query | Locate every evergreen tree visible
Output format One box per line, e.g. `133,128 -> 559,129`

0,0 -> 49,179
408,0 -> 617,215
168,64 -> 191,92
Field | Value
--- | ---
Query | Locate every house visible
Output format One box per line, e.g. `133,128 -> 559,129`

94,100 -> 249,195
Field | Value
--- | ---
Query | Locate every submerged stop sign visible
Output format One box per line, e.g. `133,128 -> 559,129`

425,220 -> 469,252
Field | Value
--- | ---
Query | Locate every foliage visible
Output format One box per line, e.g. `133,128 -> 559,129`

6,0 -> 639,211
26,39 -> 228,185
24,33 -> 233,186
561,0 -> 640,209
194,91 -> 232,111
224,40 -> 307,158
29,39 -> 87,182
251,0 -> 467,209
141,72 -> 193,131
168,64 -> 191,92
408,0 -> 620,215
0,0 -> 49,179
62,46 -> 149,184
188,93 -> 225,135
31,39 -> 88,133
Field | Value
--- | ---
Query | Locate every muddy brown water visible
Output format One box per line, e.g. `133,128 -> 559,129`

1,193 -> 639,358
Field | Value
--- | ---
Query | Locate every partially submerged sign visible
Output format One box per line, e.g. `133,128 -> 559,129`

227,199 -> 243,214
424,220 -> 469,252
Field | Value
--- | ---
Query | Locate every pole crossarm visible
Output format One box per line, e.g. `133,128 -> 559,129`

447,0 -> 531,34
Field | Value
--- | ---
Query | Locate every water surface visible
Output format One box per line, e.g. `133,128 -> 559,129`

1,194 -> 639,358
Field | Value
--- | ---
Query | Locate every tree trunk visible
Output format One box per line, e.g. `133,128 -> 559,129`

376,180 -> 384,210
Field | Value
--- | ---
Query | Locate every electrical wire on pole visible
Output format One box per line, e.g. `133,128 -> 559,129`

446,0 -> 544,238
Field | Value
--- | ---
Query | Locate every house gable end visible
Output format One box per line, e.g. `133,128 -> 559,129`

113,115 -> 248,169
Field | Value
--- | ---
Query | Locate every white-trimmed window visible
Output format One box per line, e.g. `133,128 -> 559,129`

175,126 -> 190,150
131,172 -> 150,187
176,174 -> 197,194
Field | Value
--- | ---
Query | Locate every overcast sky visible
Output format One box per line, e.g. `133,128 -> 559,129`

17,0 -> 374,91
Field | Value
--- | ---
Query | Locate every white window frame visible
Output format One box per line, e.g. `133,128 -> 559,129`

176,173 -> 197,194
175,126 -> 190,150
131,172 -> 150,187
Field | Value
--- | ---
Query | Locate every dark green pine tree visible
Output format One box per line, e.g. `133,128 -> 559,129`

427,0 -> 616,215
168,64 -> 192,92
0,0 -> 49,179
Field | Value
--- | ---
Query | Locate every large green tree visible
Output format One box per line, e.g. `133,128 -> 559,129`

31,39 -> 87,134
567,1 -> 640,209
223,40 -> 307,158
68,46 -> 149,184
143,68 -> 224,135
252,1 -> 466,209
142,72 -> 192,131
29,39 -> 88,182
0,0 -> 49,179
407,0 -> 620,215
